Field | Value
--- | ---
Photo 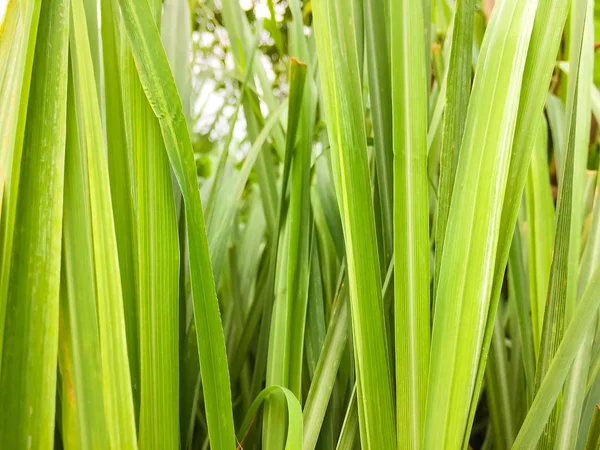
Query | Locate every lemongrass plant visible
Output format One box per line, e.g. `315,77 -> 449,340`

1,0 -> 600,448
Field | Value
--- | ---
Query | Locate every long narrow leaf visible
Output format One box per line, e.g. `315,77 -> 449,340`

0,0 -> 68,444
115,1 -> 236,447
312,0 -> 397,445
425,1 -> 538,447
390,0 -> 430,446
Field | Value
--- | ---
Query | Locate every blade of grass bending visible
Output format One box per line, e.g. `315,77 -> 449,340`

312,0 -> 397,446
511,266 -> 600,449
237,386 -> 303,450
434,0 -> 473,294
461,0 -> 571,444
526,117 -> 554,354
390,0 -> 431,445
115,1 -> 236,447
425,0 -> 539,447
59,71 -> 109,450
100,0 -> 139,415
70,0 -> 138,446
0,0 -> 68,445
534,1 -> 589,447
0,0 -> 41,369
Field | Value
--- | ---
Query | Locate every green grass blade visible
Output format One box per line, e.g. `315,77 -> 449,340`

512,266 -> 600,448
425,1 -> 539,447
206,100 -> 286,284
434,0 -> 474,293
546,93 -> 566,175
312,0 -> 397,445
534,1 -> 589,446
59,69 -> 109,450
0,0 -> 20,232
485,316 -> 517,449
578,376 -> 600,450
460,0 -> 571,442
583,406 -> 600,450
100,0 -> 140,413
303,283 -> 349,450
70,0 -> 139,446
303,258 -> 393,450
312,154 -> 345,266
0,0 -> 68,445
363,0 -> 392,264
0,0 -> 42,368
263,58 -> 315,435
125,2 -> 182,447
526,117 -> 554,354
285,61 -> 313,397
264,221 -> 293,449
555,7 -> 598,446
238,386 -> 303,450
579,153 -> 600,309
115,1 -> 236,447
262,61 -> 306,434
335,388 -> 359,450
390,0 -> 431,445
509,225 -> 536,403
236,190 -> 266,302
